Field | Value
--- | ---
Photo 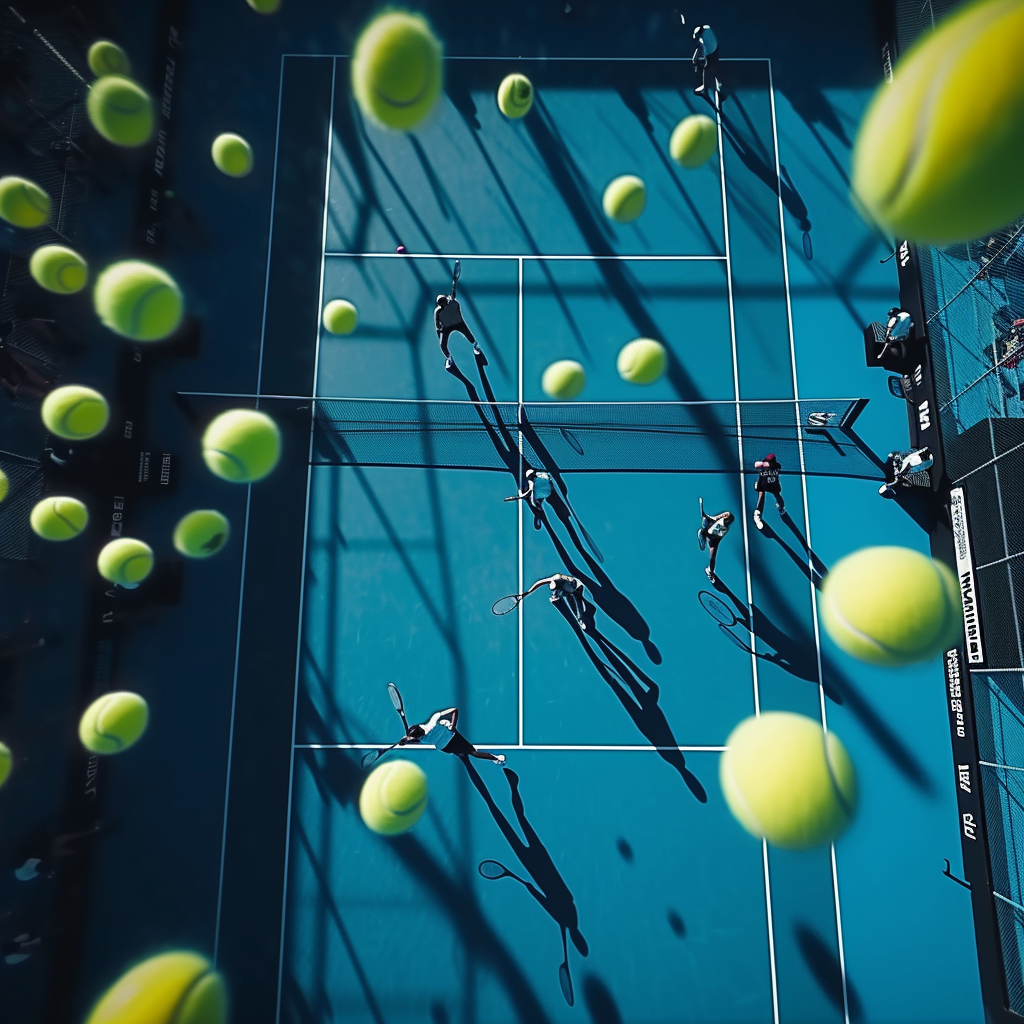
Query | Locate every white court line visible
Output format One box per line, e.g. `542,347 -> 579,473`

256,55 -> 287,396
295,743 -> 728,752
324,252 -> 726,261
717,81 -> 779,1024
518,256 -> 525,747
767,59 -> 850,1024
980,761 -> 1024,773
212,55 -> 290,967
274,57 -> 338,1024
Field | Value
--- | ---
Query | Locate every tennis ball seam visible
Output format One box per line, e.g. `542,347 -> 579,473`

822,734 -> 856,824
129,281 -> 175,337
874,0 -> 1017,217
94,696 -> 125,749
168,966 -> 214,1022
22,183 -> 49,215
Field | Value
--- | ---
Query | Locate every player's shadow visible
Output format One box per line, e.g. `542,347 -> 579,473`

711,577 -> 934,794
757,514 -> 826,589
464,761 -> 589,1005
780,510 -> 829,578
794,921 -> 864,1023
303,743 -> 557,1024
557,602 -> 708,803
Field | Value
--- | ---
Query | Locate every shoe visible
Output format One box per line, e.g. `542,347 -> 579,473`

495,754 -> 507,766
705,567 -> 716,582
775,503 -> 784,513
753,510 -> 764,531
445,357 -> 453,370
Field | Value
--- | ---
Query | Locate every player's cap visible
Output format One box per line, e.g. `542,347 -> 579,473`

765,453 -> 776,462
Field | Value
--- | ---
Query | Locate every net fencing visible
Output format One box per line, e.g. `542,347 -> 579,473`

313,397 -> 884,477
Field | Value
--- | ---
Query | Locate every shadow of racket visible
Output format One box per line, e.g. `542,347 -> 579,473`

478,859 -> 574,1005
698,590 -> 755,653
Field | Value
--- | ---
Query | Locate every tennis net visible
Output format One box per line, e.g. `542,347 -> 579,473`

313,397 -> 884,477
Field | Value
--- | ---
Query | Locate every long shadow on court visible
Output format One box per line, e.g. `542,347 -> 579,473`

795,921 -> 864,1023
711,577 -> 934,794
304,744 -> 556,1024
464,760 -> 589,1006
555,601 -> 708,803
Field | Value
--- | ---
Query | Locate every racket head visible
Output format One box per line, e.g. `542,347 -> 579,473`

387,682 -> 404,714
698,590 -> 739,626
719,623 -> 753,654
478,859 -> 510,880
559,963 -> 574,1006
559,428 -> 585,456
361,748 -> 384,768
491,594 -> 522,616
453,259 -> 461,284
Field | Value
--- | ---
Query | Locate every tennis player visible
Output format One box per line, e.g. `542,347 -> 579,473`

698,509 -> 734,583
691,23 -> 719,97
524,573 -> 590,630
752,453 -> 785,531
435,261 -> 483,370
508,468 -> 553,530
398,706 -> 506,766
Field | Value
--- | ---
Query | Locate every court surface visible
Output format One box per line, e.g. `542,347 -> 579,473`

234,50 -> 988,1024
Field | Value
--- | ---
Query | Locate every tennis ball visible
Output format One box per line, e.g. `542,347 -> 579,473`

202,409 -> 281,484
246,0 -> 281,11
98,537 -> 154,587
602,175 -> 646,223
497,73 -> 533,118
721,712 -> 857,850
542,360 -> 586,400
85,951 -> 227,1024
322,299 -> 358,335
0,468 -> 9,504
211,133 -> 253,177
94,260 -> 184,341
617,338 -> 667,384
670,114 -> 717,168
351,11 -> 443,132
852,0 -> 1024,245
0,741 -> 10,788
30,496 -> 89,541
29,244 -> 89,294
821,546 -> 962,666
79,691 -> 149,755
360,759 -> 428,836
87,75 -> 155,147
41,385 -> 110,440
0,176 -> 50,228
87,40 -> 131,78
174,509 -> 230,559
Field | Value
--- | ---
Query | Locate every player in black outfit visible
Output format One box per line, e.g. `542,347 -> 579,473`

752,453 -> 784,531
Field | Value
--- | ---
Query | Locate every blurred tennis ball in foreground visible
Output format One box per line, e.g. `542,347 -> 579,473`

852,0 -> 1024,244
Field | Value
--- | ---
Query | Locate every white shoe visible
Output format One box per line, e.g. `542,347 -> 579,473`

705,567 -> 716,582
753,510 -> 764,531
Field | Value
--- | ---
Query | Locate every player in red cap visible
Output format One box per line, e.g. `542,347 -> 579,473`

752,453 -> 784,531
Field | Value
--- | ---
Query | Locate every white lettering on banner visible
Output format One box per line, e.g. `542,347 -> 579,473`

917,399 -> 931,431
950,488 -> 985,664
958,764 -> 972,794
899,240 -> 910,267
963,813 -> 977,840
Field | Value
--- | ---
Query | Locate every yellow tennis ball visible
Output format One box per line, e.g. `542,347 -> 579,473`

79,691 -> 149,755
41,385 -> 110,440
322,299 -> 358,335
87,75 -> 155,147
670,114 -> 717,168
360,759 -> 428,836
29,244 -> 89,294
98,537 -> 154,587
94,260 -> 184,341
87,40 -> 131,78
497,73 -> 533,118
85,951 -> 227,1024
602,174 -> 646,223
30,496 -> 89,541
721,712 -> 857,850
852,0 -> 1024,245
617,338 -> 667,385
351,11 -> 443,132
211,133 -> 253,177
246,0 -> 281,11
542,360 -> 586,400
202,409 -> 281,483
173,509 -> 230,558
0,468 -> 9,504
0,741 -> 11,788
0,175 -> 50,228
821,546 -> 962,666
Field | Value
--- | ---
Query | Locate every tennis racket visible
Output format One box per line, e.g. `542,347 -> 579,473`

361,741 -> 403,768
697,497 -> 706,550
387,681 -> 408,730
491,593 -> 525,615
